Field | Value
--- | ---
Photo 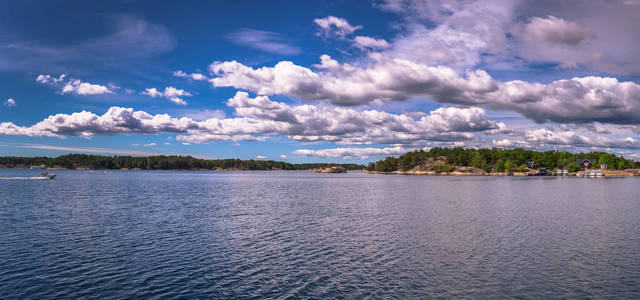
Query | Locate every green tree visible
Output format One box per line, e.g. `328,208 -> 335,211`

494,159 -> 505,172
566,162 -> 581,172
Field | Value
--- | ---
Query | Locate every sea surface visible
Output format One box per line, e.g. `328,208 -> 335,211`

1,169 -> 639,299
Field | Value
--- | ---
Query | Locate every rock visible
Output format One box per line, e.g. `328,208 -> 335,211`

313,166 -> 347,173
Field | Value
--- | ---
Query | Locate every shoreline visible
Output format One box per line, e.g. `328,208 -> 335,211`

0,167 -> 361,172
364,170 -> 640,177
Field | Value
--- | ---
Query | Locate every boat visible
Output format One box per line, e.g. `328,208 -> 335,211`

31,172 -> 56,179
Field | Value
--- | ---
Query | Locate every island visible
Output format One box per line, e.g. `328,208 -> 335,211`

366,147 -> 640,177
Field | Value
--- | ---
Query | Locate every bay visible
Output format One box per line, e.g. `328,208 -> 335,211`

1,169 -> 639,298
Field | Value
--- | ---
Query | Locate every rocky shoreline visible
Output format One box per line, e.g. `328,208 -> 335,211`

313,166 -> 347,173
365,169 -> 640,177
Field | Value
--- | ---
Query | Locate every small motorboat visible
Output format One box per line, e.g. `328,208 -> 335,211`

32,172 -> 56,179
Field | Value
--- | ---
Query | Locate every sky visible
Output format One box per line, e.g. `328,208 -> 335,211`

1,0 -> 640,163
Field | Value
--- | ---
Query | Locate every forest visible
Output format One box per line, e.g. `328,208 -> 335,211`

0,154 -> 364,171
366,147 -> 640,173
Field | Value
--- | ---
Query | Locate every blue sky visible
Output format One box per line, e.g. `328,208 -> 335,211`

1,0 -> 640,162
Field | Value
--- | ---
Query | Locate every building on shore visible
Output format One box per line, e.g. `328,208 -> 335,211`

577,159 -> 598,170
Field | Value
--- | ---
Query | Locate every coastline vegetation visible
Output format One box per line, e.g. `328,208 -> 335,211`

0,154 -> 364,171
366,147 -> 640,173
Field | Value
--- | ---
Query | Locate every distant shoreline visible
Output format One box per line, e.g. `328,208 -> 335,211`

0,154 -> 365,172
365,170 -> 640,177
0,166 -> 349,172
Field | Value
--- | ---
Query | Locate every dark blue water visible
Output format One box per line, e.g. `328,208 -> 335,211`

1,169 -> 639,298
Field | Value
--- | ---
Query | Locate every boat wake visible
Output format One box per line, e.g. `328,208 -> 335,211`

0,174 -> 56,180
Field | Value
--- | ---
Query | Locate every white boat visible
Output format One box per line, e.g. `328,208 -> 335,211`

31,172 -> 56,179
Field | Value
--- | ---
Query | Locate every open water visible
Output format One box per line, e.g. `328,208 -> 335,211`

1,169 -> 639,298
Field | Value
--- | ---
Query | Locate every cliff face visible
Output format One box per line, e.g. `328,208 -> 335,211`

408,156 -> 448,172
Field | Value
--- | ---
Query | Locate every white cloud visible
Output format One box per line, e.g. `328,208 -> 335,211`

255,155 -> 267,159
279,154 -> 287,159
209,56 -> 640,125
378,0 -> 640,73
379,0 -> 515,70
353,36 -> 390,49
209,55 -> 499,106
173,70 -> 208,80
36,74 -> 66,84
143,143 -> 157,147
37,74 -> 112,95
314,16 -> 362,38
523,128 -> 640,150
0,92 -> 502,146
4,98 -> 16,107
62,79 -> 113,95
294,146 -> 408,159
524,15 -> 593,46
516,15 -> 601,68
493,127 -> 640,151
143,86 -> 191,105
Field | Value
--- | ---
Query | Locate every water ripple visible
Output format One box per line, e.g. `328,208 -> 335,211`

1,169 -> 639,298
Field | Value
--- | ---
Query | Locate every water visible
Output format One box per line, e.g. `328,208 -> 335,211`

1,169 -> 639,299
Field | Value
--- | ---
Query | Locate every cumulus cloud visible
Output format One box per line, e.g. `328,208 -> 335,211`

0,92 -> 502,146
379,0 -> 515,69
516,15 -> 601,68
173,70 -> 208,81
514,0 -> 640,73
37,74 -> 112,95
494,127 -> 640,151
523,128 -> 640,150
524,15 -> 593,46
224,29 -> 301,56
279,154 -> 287,159
209,56 -> 640,125
314,16 -> 362,38
36,74 -> 66,84
376,0 -> 640,73
143,87 -> 192,105
294,146 -> 408,159
62,80 -> 113,95
353,36 -> 390,49
492,138 -> 533,149
255,155 -> 267,159
209,54 -> 499,106
4,98 -> 16,107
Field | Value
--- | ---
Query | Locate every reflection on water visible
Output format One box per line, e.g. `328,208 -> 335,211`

1,169 -> 639,298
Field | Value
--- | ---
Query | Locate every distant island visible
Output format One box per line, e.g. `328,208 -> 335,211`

366,147 -> 640,177
0,154 -> 364,171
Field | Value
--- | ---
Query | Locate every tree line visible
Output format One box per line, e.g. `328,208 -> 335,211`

366,147 -> 640,173
0,154 -> 364,171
